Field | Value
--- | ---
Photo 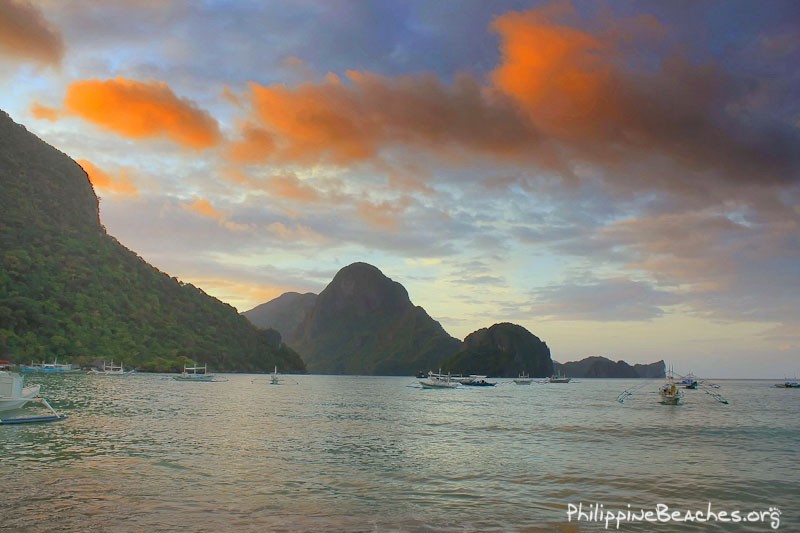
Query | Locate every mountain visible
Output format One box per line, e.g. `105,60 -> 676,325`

287,262 -> 461,374
554,356 -> 665,378
0,110 -> 306,373
243,291 -> 317,340
441,322 -> 554,377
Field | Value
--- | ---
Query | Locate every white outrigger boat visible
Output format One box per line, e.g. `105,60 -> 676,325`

90,361 -> 133,376
617,367 -> 728,406
774,375 -> 800,388
0,363 -> 67,424
545,372 -> 572,384
173,363 -> 219,382
513,372 -> 533,385
419,370 -> 460,389
658,372 -> 683,405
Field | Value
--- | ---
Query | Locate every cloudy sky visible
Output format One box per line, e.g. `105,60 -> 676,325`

1,0 -> 798,377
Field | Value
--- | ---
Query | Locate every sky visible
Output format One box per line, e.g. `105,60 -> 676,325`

1,0 -> 798,378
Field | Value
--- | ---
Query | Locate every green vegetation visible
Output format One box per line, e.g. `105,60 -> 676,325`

0,110 -> 305,373
288,262 -> 461,375
440,322 -> 554,378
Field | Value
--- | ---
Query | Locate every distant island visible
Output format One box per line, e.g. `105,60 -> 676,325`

555,356 -> 665,378
245,270 -> 664,378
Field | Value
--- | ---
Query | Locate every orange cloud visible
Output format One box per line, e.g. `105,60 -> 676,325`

266,175 -> 322,203
0,0 -> 63,66
30,102 -> 61,121
227,1 -> 790,193
487,2 -> 798,189
77,159 -> 138,196
182,197 -> 225,221
64,77 -> 221,149
226,122 -> 275,163
243,71 -> 533,164
490,2 -> 616,139
248,76 -> 376,163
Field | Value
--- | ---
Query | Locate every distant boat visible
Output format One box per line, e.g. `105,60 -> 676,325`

677,372 -> 698,389
173,363 -> 217,382
21,359 -> 80,374
513,372 -> 533,385
462,378 -> 496,387
270,365 -> 280,385
774,380 -> 800,389
90,361 -> 133,376
419,370 -> 460,389
546,373 -> 571,384
0,366 -> 67,423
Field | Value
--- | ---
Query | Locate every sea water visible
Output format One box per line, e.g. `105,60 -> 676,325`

1,374 -> 797,532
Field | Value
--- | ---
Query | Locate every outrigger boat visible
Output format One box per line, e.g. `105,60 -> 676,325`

462,377 -> 497,387
774,379 -> 800,389
419,370 -> 460,389
513,372 -> 533,385
658,372 -> 683,405
617,367 -> 728,406
545,372 -> 572,384
677,372 -> 698,389
20,358 -> 80,374
0,364 -> 67,424
173,363 -> 218,382
90,361 -> 133,376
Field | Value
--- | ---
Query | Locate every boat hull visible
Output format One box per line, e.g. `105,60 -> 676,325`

659,387 -> 683,405
173,375 -> 216,382
419,379 -> 459,389
659,395 -> 681,405
0,372 -> 40,412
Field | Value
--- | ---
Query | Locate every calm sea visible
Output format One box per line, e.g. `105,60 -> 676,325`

1,374 -> 797,532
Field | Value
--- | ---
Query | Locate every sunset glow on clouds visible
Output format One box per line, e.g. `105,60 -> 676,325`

77,159 -> 138,197
1,0 -> 798,376
64,77 -> 222,149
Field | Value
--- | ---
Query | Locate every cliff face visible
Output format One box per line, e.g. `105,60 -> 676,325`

554,357 -> 665,378
0,110 -> 100,234
243,292 -> 317,340
443,322 -> 554,378
287,262 -> 461,374
0,110 -> 306,373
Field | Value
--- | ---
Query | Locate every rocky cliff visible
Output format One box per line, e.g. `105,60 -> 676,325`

442,322 -> 554,378
287,262 -> 461,374
554,356 -> 665,378
0,110 -> 306,373
243,291 -> 317,340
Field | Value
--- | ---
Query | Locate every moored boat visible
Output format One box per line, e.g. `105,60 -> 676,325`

677,372 -> 698,389
0,368 -> 67,423
419,370 -> 460,389
513,372 -> 532,385
659,378 -> 683,405
21,360 -> 80,374
462,379 -> 496,387
618,367 -> 728,406
173,363 -> 217,382
90,361 -> 133,376
546,373 -> 571,383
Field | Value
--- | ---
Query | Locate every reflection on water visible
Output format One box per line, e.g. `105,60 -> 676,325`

1,374 -> 797,531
